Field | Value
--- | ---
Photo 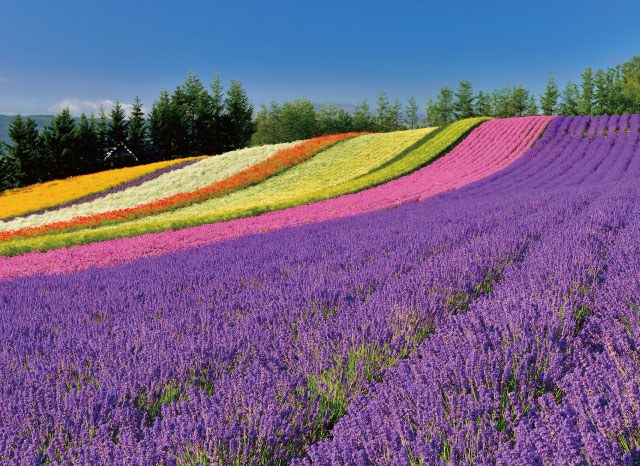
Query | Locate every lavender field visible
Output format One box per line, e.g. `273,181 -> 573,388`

1,115 -> 640,465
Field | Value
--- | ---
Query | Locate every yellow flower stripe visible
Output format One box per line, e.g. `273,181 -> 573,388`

0,156 -> 207,220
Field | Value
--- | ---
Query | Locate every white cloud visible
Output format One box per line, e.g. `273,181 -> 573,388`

48,99 -> 148,118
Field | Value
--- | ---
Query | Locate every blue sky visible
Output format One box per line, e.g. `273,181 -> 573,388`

1,0 -> 639,116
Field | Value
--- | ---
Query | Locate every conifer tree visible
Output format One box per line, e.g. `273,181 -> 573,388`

375,91 -> 392,132
435,86 -> 455,125
526,94 -> 539,116
41,108 -> 77,179
224,78 -> 254,150
352,99 -> 373,132
318,102 -> 339,135
579,66 -> 595,116
404,96 -> 421,129
334,108 -> 353,134
453,80 -> 475,119
209,72 -> 226,154
97,105 -> 109,159
621,56 -> 640,114
560,81 -> 580,116
149,90 -> 175,159
128,96 -> 147,159
74,114 -> 100,174
0,142 -> 22,191
9,115 -> 42,185
474,91 -> 493,117
390,98 -> 403,130
108,101 -> 128,149
540,75 -> 559,115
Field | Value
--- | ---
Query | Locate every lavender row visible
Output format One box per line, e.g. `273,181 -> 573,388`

299,115 -> 640,464
0,158 -> 202,223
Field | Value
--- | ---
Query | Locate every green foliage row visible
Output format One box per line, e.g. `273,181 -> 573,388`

0,118 -> 488,257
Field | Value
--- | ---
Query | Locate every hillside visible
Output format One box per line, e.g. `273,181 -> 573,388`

1,115 -> 640,465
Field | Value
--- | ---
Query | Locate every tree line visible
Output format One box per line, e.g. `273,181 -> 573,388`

0,72 -> 253,191
1,56 -> 640,192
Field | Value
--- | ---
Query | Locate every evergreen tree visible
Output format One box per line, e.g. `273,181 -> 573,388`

74,114 -> 101,174
0,142 -> 22,191
251,102 -> 279,145
209,72 -> 225,154
223,78 -> 254,150
594,68 -> 610,115
8,115 -> 41,185
453,80 -> 475,119
149,90 -> 176,159
352,99 -> 373,132
375,91 -> 392,132
526,94 -> 539,116
474,91 -> 493,117
108,101 -> 128,149
621,55 -> 640,114
97,105 -> 109,159
334,109 -> 353,134
560,81 -> 580,116
511,85 -> 531,116
579,66 -> 595,116
128,96 -> 147,159
390,99 -> 403,130
317,102 -> 339,135
404,96 -> 421,129
426,87 -> 455,126
277,98 -> 316,142
540,75 -> 559,115
425,98 -> 439,126
41,108 -> 77,179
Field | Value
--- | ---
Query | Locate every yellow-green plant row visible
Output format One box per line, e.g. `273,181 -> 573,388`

0,141 -> 299,232
0,156 -> 206,220
0,120 -> 485,256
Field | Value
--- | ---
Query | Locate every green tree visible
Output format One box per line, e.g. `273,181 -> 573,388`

404,96 -> 421,129
540,75 -> 559,115
426,87 -> 455,126
223,78 -> 254,150
97,105 -> 109,158
621,55 -> 640,114
278,98 -> 317,142
209,72 -> 226,154
0,142 -> 22,191
8,115 -> 41,185
375,91 -> 392,132
41,108 -> 77,179
526,94 -> 539,116
149,90 -> 177,159
560,81 -> 580,116
128,96 -> 147,159
474,91 -> 493,117
317,102 -> 339,135
352,99 -> 374,132
251,102 -> 280,145
334,108 -> 353,134
108,101 -> 128,149
579,66 -> 595,115
74,114 -> 101,174
453,80 -> 475,119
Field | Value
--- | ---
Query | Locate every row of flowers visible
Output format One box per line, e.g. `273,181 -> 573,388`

0,155 -> 206,220
0,133 -> 365,242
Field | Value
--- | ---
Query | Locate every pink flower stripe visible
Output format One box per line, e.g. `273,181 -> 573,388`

0,116 -> 553,280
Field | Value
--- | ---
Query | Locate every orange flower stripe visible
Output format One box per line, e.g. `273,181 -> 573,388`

1,132 -> 366,242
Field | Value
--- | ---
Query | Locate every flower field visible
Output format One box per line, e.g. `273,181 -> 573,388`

0,141 -> 299,231
0,133 -> 363,242
1,115 -> 640,465
0,156 -> 206,220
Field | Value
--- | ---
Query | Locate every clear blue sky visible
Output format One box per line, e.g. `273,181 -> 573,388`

1,0 -> 639,116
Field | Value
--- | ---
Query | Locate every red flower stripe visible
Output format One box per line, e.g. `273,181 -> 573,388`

1,132 -> 366,242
